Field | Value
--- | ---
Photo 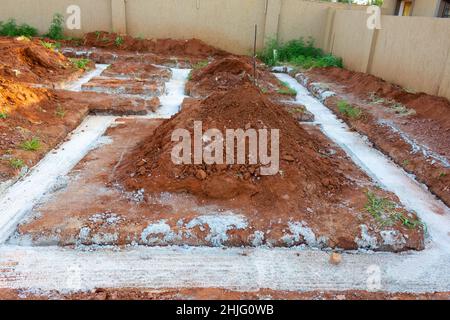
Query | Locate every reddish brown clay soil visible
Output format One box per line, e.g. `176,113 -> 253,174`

78,31 -> 228,58
302,67 -> 450,207
59,85 -> 425,251
186,56 -> 295,100
1,287 -> 448,300
0,37 -> 83,84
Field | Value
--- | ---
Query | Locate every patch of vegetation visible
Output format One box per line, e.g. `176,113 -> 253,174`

365,191 -> 424,229
259,37 -> 343,69
337,100 -> 363,119
9,158 -> 25,170
69,58 -> 91,70
20,137 -> 41,152
439,172 -> 447,179
369,92 -> 416,116
402,159 -> 410,167
277,81 -> 297,96
0,111 -> 8,119
192,60 -> 209,70
40,40 -> 61,50
44,13 -> 65,40
0,19 -> 38,37
55,105 -> 66,118
115,35 -> 124,47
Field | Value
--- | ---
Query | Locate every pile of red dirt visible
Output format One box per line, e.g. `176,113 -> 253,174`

186,56 -> 294,99
310,67 -> 450,129
0,37 -> 80,84
80,32 -> 228,58
0,76 -> 49,113
116,84 -> 348,203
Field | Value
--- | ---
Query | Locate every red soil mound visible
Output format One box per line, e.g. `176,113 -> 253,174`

311,67 -> 450,129
81,32 -> 228,57
0,37 -> 79,84
186,57 -> 292,99
115,83 -> 348,203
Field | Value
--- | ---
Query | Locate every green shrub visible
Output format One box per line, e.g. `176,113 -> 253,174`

45,13 -> 65,40
20,137 -> 41,151
0,111 -> 8,119
0,19 -> 38,37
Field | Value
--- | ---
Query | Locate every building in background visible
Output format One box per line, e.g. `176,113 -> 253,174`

393,0 -> 450,17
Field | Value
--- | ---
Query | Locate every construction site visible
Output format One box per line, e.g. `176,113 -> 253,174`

0,0 -> 449,301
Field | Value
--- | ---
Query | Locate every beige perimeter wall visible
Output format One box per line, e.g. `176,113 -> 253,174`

0,0 -> 449,100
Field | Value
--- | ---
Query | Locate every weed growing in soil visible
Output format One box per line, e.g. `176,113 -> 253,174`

9,158 -> 25,169
365,191 -> 423,229
0,19 -> 38,37
115,36 -> 124,47
337,100 -> 363,119
259,37 -> 342,69
20,137 -> 41,152
277,81 -> 297,96
0,111 -> 8,119
55,105 -> 66,118
44,13 -> 65,40
439,172 -> 447,179
69,58 -> 91,70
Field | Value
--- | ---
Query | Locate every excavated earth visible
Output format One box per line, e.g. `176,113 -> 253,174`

299,67 -> 450,207
1,34 -> 448,300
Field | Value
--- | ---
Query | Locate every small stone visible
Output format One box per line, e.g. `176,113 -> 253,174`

282,154 -> 295,162
195,169 -> 207,180
329,252 -> 342,265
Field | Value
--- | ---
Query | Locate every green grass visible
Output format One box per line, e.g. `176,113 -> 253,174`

0,19 -> 38,37
365,191 -> 424,229
20,137 -> 41,152
0,111 -> 8,119
69,58 -> 91,70
259,37 -> 342,69
337,100 -> 363,119
9,158 -> 25,170
44,13 -> 64,40
277,81 -> 297,96
115,36 -> 124,47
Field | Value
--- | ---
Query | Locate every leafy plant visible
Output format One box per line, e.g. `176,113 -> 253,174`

0,111 -> 8,119
192,60 -> 209,70
337,100 -> 363,119
277,81 -> 297,96
20,137 -> 41,151
40,40 -> 60,50
0,19 -> 38,37
259,37 -> 342,69
69,58 -> 91,70
365,191 -> 423,229
55,105 -> 66,118
9,158 -> 25,169
44,13 -> 65,40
